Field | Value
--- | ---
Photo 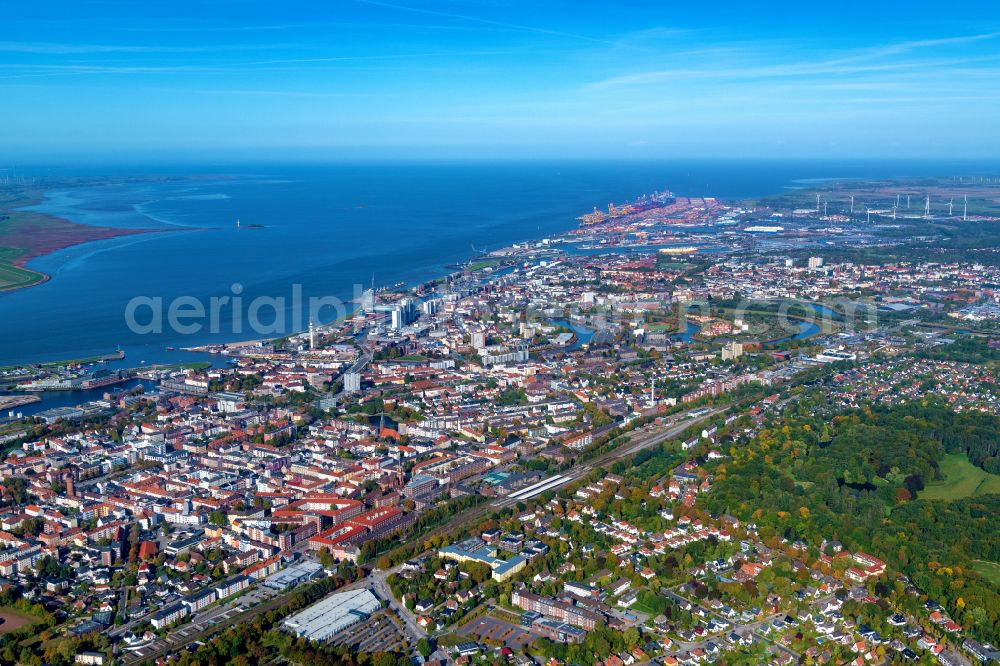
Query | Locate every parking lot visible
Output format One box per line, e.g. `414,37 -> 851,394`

123,604 -> 245,663
329,610 -> 409,654
458,616 -> 537,650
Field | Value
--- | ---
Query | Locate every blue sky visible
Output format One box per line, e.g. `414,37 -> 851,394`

3,0 -> 1000,161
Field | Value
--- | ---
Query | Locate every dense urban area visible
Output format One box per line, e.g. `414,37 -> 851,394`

1,177 -> 999,666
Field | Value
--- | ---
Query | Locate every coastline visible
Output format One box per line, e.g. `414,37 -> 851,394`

0,261 -> 49,293
0,185 -> 167,293
3,163 -> 986,368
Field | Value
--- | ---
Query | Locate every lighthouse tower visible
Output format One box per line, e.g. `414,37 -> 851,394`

309,321 -> 316,349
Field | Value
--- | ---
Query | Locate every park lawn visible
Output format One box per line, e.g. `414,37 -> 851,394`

919,453 -> 1000,501
971,560 -> 1000,587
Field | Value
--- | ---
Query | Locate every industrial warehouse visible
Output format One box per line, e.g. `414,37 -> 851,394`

281,588 -> 383,641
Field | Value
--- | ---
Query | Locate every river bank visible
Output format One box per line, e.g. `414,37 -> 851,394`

1,356 -> 221,419
0,394 -> 40,411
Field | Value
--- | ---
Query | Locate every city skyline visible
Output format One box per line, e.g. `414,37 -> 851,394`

1,5 -> 999,661
3,0 -> 1000,161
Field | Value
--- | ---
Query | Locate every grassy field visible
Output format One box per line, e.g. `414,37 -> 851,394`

920,453 -> 1000,501
0,246 -> 45,291
0,606 -> 40,634
655,259 -> 693,270
0,184 -> 157,292
971,560 -> 1000,587
467,258 -> 503,272
629,598 -> 664,616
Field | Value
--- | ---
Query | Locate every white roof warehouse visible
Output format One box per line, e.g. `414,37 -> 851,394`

281,588 -> 382,641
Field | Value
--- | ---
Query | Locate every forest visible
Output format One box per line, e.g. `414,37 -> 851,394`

702,396 -> 1000,644
916,335 -> 1000,366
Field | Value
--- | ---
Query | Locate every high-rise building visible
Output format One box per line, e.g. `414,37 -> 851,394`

344,372 -> 361,394
361,289 -> 375,312
808,256 -> 823,269
721,341 -> 744,360
387,298 -> 418,330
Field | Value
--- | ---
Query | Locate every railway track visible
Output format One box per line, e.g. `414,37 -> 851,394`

134,405 -> 728,661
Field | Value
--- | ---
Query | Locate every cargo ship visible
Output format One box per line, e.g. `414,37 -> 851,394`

577,189 -> 676,225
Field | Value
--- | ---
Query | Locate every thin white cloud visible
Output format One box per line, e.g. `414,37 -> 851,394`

875,31 -> 1000,54
118,23 -> 311,33
119,21 -> 537,35
588,59 -> 976,89
237,49 -> 524,66
0,41 -> 294,55
586,34 -> 1000,90
146,87 -> 376,98
349,0 -> 614,45
0,42 -> 204,54
0,48 -> 529,78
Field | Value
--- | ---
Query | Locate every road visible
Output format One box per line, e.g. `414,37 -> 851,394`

120,603 -> 247,664
350,404 -> 729,565
662,585 -> 836,662
368,565 -> 426,640
330,346 -> 372,402
120,403 -> 727,661
117,585 -> 283,664
117,580 -> 129,624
